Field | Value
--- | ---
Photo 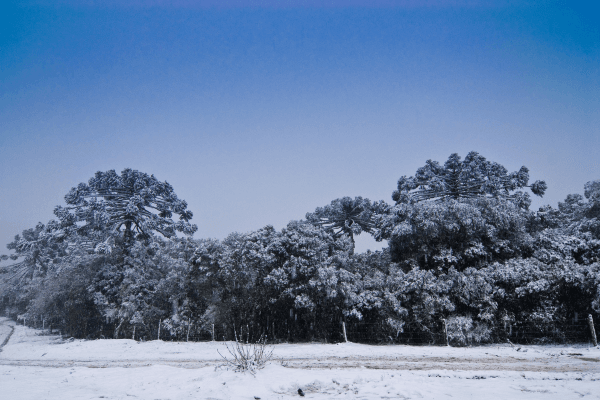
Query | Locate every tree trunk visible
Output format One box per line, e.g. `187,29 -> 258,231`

114,318 -> 124,339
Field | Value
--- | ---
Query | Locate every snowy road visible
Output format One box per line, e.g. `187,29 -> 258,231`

3,352 -> 598,373
1,318 -> 599,399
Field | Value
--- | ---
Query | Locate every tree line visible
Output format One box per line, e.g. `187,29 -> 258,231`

1,152 -> 599,345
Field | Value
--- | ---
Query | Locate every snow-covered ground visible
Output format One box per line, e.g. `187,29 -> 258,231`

1,317 -> 599,399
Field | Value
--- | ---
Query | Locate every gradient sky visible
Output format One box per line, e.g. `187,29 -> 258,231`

1,0 -> 598,254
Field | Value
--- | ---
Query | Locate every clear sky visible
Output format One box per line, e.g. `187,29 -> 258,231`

1,0 -> 598,254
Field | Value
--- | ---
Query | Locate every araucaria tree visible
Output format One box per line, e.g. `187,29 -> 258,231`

1,221 -> 68,283
392,151 -> 547,206
306,196 -> 381,254
376,152 -> 547,269
1,168 -> 198,339
54,168 -> 197,250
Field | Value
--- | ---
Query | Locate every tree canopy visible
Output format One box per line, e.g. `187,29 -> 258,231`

306,196 -> 386,254
54,169 -> 197,250
374,197 -> 534,269
392,152 -> 547,207
0,222 -> 68,283
376,152 -> 549,270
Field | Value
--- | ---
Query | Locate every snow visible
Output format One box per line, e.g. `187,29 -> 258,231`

1,318 -> 599,399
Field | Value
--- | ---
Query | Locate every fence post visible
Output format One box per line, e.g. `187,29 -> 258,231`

589,314 -> 598,347
186,320 -> 191,342
443,319 -> 449,346
212,324 -> 215,341
342,321 -> 348,343
132,326 -> 136,341
157,319 -> 161,341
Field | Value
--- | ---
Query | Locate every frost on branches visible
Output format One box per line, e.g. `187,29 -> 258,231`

1,162 -> 599,346
55,168 -> 197,247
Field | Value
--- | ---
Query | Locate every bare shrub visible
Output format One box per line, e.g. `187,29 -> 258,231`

217,333 -> 274,375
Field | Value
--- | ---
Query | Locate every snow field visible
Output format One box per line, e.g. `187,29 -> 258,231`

2,364 -> 599,400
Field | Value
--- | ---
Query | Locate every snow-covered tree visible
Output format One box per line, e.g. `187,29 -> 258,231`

262,220 -> 354,341
1,169 -> 199,338
1,221 -> 68,283
306,197 -> 386,254
374,196 -> 534,270
189,221 -> 355,342
392,152 -> 546,207
559,180 -> 600,241
54,169 -> 197,249
3,160 -> 599,344
25,251 -> 103,338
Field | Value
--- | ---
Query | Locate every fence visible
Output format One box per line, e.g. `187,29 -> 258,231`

12,313 -> 600,347
344,318 -> 600,346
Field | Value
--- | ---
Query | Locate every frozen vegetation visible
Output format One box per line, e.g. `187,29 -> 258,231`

1,152 -> 599,347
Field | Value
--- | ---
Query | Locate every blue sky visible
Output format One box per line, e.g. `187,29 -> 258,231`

1,0 -> 598,253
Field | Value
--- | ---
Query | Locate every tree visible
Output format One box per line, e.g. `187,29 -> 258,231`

1,169 -> 199,338
392,152 -> 547,207
559,180 -> 600,239
25,252 -> 103,338
262,220 -> 354,341
1,221 -> 69,284
306,197 -> 384,254
374,197 -> 534,270
54,168 -> 197,250
542,179 -> 600,266
376,152 -> 548,270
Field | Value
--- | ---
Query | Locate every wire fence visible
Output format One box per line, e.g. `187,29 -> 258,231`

14,314 -> 600,347
344,320 -> 600,346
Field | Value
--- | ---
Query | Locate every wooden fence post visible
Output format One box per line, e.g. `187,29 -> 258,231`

186,320 -> 191,342
589,314 -> 598,347
212,324 -> 215,341
157,319 -> 161,341
342,321 -> 348,343
132,326 -> 136,341
443,319 -> 449,346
